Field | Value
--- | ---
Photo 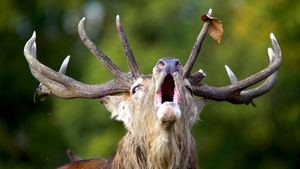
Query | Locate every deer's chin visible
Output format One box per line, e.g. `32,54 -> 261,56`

156,102 -> 181,123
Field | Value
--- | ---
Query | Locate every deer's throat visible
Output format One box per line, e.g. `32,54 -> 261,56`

148,130 -> 180,168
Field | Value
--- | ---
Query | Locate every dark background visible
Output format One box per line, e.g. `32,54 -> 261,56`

0,0 -> 299,168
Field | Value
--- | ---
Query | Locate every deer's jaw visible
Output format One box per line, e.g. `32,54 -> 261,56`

154,72 -> 181,125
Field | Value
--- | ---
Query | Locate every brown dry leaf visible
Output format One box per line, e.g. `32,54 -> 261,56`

201,15 -> 224,43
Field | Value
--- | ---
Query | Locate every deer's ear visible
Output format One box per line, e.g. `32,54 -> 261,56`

189,98 -> 207,124
100,95 -> 131,125
194,98 -> 207,113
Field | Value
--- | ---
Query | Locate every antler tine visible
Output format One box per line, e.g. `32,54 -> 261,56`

24,32 -> 129,99
183,8 -> 212,78
116,15 -> 141,78
229,33 -> 281,92
232,41 -> 279,104
78,17 -> 128,82
188,69 -> 206,86
34,55 -> 71,101
58,55 -> 70,74
225,65 -> 238,84
192,33 -> 282,104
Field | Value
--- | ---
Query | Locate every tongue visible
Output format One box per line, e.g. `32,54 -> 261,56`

161,74 -> 175,103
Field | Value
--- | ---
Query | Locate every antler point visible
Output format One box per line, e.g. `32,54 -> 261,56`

208,8 -> 213,16
225,65 -> 238,84
80,17 -> 86,24
198,69 -> 206,76
24,31 -> 37,58
66,55 -> 71,60
32,31 -> 36,38
224,65 -> 232,74
78,17 -> 87,36
59,55 -> 71,74
270,33 -> 276,42
29,31 -> 36,43
116,15 -> 122,30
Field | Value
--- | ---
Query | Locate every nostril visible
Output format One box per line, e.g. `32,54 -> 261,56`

175,60 -> 181,69
159,61 -> 165,66
157,60 -> 165,69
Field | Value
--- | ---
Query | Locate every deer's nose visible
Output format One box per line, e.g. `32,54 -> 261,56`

157,58 -> 181,74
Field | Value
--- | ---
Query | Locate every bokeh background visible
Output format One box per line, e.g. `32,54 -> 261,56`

0,0 -> 299,168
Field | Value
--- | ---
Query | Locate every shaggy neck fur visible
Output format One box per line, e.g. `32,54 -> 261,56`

106,76 -> 199,169
111,100 -> 197,169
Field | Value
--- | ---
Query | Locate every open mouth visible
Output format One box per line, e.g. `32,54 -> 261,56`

161,74 -> 175,102
155,74 -> 180,106
155,74 -> 181,123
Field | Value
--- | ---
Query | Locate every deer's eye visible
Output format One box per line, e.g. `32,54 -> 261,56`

185,85 -> 193,95
131,84 -> 142,94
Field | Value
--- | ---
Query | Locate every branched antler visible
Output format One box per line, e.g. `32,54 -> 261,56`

24,10 -> 281,105
24,15 -> 142,99
189,33 -> 282,104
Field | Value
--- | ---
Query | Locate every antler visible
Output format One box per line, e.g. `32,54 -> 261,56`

116,15 -> 141,78
183,9 -> 212,78
190,33 -> 282,104
24,15 -> 141,99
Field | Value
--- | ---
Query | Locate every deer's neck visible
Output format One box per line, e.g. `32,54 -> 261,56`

111,128 -> 197,169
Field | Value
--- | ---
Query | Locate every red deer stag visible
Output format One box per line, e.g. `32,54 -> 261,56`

24,9 -> 281,169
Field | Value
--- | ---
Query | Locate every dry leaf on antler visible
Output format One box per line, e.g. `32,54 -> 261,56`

201,14 -> 223,43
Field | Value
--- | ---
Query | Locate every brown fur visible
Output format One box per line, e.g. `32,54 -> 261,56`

58,67 -> 203,169
57,159 -> 112,169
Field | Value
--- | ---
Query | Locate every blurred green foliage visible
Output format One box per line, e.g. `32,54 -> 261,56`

0,0 -> 299,168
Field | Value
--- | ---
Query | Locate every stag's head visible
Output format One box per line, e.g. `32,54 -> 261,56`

102,57 -> 198,132
24,9 -> 282,169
